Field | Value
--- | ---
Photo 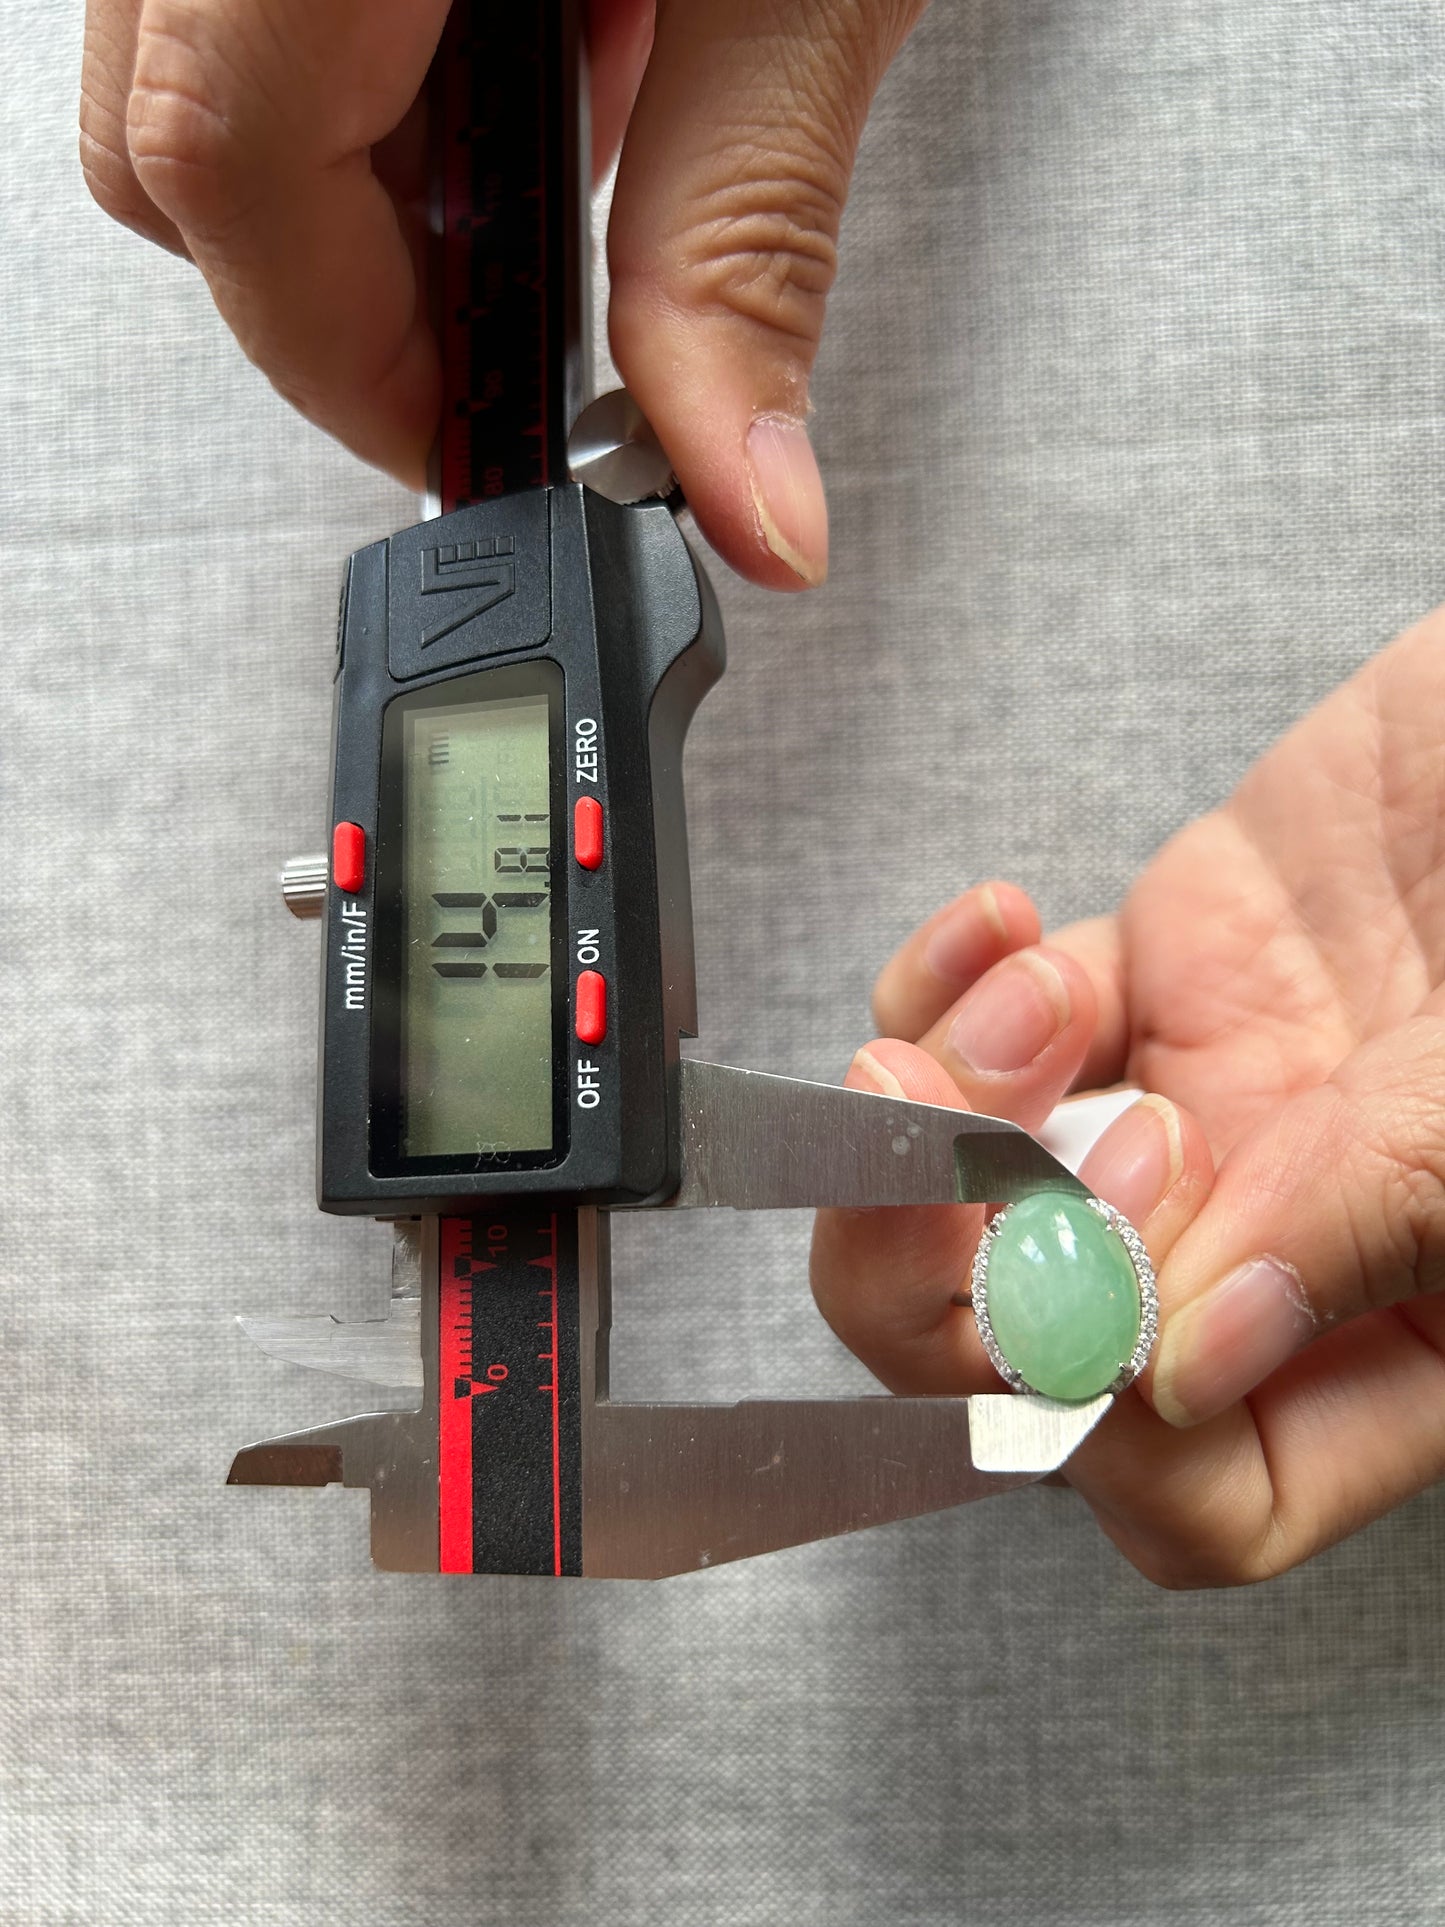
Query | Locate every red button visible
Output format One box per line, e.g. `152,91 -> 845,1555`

574,796 -> 603,871
333,821 -> 366,895
575,970 -> 607,1045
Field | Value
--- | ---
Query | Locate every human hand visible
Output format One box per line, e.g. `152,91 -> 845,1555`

80,0 -> 927,589
812,612 -> 1445,1586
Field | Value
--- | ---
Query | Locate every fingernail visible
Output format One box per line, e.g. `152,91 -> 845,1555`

746,415 -> 828,585
848,1046 -> 908,1099
1151,1256 -> 1317,1428
922,886 -> 1009,986
1084,1095 -> 1183,1226
947,952 -> 1069,1075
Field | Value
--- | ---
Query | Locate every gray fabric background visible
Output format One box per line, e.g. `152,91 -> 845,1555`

3,0 -> 1444,1921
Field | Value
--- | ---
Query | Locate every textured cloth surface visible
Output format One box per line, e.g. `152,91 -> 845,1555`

4,1 -> 1445,1922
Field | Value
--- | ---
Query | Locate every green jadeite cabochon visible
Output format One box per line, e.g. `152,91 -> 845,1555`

984,1192 -> 1142,1401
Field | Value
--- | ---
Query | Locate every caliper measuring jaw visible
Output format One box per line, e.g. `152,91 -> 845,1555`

230,1063 -> 1113,1578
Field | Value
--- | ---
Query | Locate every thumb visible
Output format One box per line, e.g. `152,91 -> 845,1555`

1149,1012 -> 1445,1428
606,0 -> 927,589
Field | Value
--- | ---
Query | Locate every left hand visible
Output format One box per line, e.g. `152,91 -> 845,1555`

80,0 -> 928,589
811,610 -> 1445,1587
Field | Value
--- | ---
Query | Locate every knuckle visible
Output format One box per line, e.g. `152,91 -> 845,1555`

612,149 -> 842,356
1134,1552 -> 1214,1592
1119,1505 -> 1338,1591
1222,1521 -> 1302,1588
870,964 -> 903,1035
80,24 -> 149,231
79,118 -> 144,229
1116,1530 -> 1242,1590
760,0 -> 925,97
680,168 -> 840,346
1119,1528 -> 1286,1592
125,21 -> 254,238
1350,1086 -> 1445,1308
1091,1461 -> 1295,1592
1371,1161 -> 1441,1303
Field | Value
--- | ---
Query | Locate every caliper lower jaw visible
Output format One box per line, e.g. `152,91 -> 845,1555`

228,1215 -> 1112,1579
229,1412 -> 439,1574
228,1219 -> 441,1572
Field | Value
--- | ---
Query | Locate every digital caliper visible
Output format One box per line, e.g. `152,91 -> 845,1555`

228,0 -> 1154,1577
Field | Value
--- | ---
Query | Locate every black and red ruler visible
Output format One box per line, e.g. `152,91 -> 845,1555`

431,0 -> 584,1576
437,1211 -> 582,1574
432,0 -> 583,506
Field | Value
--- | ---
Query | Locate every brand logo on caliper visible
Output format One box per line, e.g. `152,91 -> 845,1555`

338,901 -> 368,1011
420,535 -> 516,646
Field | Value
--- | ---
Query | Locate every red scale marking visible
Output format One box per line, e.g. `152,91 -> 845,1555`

439,1218 -> 482,1574
438,1214 -> 564,1577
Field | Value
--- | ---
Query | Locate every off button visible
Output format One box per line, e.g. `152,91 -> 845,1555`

575,971 -> 607,1046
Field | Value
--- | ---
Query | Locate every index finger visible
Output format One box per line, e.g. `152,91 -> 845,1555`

809,1040 -> 997,1395
127,0 -> 451,481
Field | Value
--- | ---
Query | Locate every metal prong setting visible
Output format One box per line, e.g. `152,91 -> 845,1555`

969,1196 -> 1158,1399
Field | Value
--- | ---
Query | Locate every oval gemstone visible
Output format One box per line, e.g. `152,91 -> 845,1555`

982,1192 -> 1142,1401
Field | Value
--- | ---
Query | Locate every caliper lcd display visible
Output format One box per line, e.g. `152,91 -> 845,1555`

402,690 -> 553,1155
369,660 -> 567,1177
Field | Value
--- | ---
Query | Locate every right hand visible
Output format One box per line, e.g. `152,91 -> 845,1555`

812,616 -> 1445,1587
